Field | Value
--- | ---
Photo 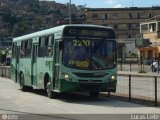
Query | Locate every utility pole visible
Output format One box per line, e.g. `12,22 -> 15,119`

69,0 -> 72,24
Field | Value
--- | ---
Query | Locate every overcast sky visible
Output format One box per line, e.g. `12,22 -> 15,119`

51,0 -> 160,8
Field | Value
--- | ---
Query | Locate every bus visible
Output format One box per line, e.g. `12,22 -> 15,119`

11,24 -> 117,98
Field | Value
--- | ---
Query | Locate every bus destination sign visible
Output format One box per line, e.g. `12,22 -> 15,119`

64,27 -> 115,38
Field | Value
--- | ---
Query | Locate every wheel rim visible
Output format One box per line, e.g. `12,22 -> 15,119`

46,82 -> 51,96
20,74 -> 24,89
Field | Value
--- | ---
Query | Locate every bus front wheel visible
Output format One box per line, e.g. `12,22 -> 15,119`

89,92 -> 99,98
46,82 -> 56,99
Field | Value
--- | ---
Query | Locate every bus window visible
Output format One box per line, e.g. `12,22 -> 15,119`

45,36 -> 49,46
38,37 -> 46,57
25,40 -> 32,58
46,35 -> 54,57
20,41 -> 25,58
12,43 -> 16,59
46,46 -> 52,57
48,35 -> 54,46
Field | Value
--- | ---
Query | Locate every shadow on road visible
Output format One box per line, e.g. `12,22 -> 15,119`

21,89 -> 146,108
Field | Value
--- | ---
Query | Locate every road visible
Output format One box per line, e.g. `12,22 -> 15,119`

0,77 -> 160,120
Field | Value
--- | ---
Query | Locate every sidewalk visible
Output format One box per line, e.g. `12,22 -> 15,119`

118,71 -> 160,77
117,63 -> 160,74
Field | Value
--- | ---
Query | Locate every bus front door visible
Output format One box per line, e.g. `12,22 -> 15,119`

53,41 -> 61,89
16,46 -> 20,82
31,44 -> 38,87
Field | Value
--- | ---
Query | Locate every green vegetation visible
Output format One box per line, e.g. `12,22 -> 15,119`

0,0 -> 81,37
138,69 -> 147,73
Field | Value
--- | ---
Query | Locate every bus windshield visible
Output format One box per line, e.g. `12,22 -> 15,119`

63,38 -> 117,70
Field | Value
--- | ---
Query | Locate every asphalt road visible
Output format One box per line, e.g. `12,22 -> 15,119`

0,77 -> 160,120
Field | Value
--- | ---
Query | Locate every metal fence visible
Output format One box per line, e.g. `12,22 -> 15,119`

111,71 -> 160,106
118,57 -> 160,73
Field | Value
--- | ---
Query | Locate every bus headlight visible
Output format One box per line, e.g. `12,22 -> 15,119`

64,74 -> 72,81
64,74 -> 69,79
111,74 -> 116,80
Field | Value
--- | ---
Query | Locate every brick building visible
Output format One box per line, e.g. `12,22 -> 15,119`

85,7 -> 160,58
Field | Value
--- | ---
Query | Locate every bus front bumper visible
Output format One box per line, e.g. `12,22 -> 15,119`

59,79 -> 117,93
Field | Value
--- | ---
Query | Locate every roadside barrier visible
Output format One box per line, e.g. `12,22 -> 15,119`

110,71 -> 160,106
0,66 -> 11,78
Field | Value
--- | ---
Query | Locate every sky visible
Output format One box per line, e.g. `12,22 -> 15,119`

52,0 -> 160,8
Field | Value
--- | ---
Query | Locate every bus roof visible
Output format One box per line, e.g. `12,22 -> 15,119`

13,24 -> 114,42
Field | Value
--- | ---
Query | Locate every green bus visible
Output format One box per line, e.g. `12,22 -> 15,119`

11,24 -> 117,98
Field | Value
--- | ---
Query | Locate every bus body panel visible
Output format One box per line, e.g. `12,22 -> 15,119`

36,57 -> 53,89
19,58 -> 32,86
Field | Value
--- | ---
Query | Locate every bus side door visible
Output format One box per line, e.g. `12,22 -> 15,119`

31,38 -> 38,87
16,46 -> 20,82
53,41 -> 60,89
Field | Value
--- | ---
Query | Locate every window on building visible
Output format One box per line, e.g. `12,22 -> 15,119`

149,13 -> 152,18
138,13 -> 140,19
128,34 -> 131,38
112,13 -> 118,19
129,13 -> 132,19
105,14 -> 107,19
128,23 -> 132,30
132,13 -> 138,19
92,14 -> 98,18
132,23 -> 139,30
141,24 -> 149,33
149,23 -> 156,32
113,24 -> 118,30
99,13 -> 107,19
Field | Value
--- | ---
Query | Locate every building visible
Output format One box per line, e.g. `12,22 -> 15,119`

140,15 -> 160,64
85,7 -> 160,58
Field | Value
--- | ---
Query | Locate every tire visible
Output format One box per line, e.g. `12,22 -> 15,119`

89,92 -> 99,98
46,82 -> 56,99
19,73 -> 28,91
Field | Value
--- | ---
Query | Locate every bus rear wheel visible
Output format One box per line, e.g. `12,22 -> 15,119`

19,73 -> 28,91
89,92 -> 99,98
46,82 -> 56,99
